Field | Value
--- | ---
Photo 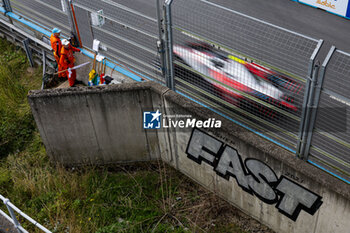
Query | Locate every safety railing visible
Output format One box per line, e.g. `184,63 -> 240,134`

302,47 -> 350,182
0,0 -> 348,184
0,194 -> 51,233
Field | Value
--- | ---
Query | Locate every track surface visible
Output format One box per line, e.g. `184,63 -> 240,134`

81,0 -> 350,54
10,0 -> 350,59
210,0 -> 350,54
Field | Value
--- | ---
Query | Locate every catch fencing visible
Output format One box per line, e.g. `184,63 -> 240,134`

9,0 -> 165,83
72,0 -> 165,82
0,0 -> 349,182
170,0 -> 322,155
303,47 -> 350,180
9,0 -> 71,36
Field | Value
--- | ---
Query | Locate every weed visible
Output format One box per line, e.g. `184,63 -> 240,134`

0,39 -> 41,157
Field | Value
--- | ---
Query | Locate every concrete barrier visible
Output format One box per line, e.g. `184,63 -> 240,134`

28,81 -> 350,233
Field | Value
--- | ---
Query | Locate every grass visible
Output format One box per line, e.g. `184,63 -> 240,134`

1,136 -> 256,233
0,37 -> 272,233
0,38 -> 41,157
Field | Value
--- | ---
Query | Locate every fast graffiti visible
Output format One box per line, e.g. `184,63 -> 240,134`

186,128 -> 323,221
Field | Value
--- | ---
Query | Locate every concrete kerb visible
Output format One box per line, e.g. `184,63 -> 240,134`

28,81 -> 152,98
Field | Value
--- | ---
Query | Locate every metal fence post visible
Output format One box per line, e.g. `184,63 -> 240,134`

296,67 -> 312,157
162,6 -> 169,85
302,46 -> 336,159
164,0 -> 175,90
22,38 -> 34,67
2,0 -> 13,24
2,0 -> 12,12
3,199 -> 23,233
64,0 -> 74,33
41,49 -> 46,90
64,0 -> 81,47
156,0 -> 166,77
296,39 -> 323,158
299,63 -> 319,160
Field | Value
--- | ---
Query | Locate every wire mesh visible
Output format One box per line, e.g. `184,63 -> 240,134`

74,0 -> 158,36
73,5 -> 94,48
171,0 -> 321,151
73,0 -> 164,82
10,0 -> 70,36
309,50 -> 350,180
0,19 -> 54,64
172,0 -> 320,80
92,24 -> 161,79
322,50 -> 350,100
9,0 -> 164,83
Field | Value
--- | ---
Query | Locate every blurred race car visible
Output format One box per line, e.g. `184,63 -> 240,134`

228,55 -> 303,97
173,42 -> 298,114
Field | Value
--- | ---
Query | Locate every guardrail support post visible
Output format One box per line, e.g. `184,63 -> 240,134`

164,0 -> 175,91
3,199 -> 23,233
302,46 -> 336,159
156,0 -> 166,78
2,0 -> 12,12
22,38 -> 34,67
64,0 -> 81,47
2,0 -> 13,24
299,63 -> 319,160
296,39 -> 323,158
41,49 -> 46,90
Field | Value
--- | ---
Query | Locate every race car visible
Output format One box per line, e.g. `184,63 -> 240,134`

226,54 -> 303,104
173,42 -> 298,115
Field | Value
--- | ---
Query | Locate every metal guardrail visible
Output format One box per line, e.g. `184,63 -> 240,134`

0,0 -> 348,183
0,14 -> 55,71
0,194 -> 51,233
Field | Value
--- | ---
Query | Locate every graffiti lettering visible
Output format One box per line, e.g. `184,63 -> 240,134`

186,128 -> 323,221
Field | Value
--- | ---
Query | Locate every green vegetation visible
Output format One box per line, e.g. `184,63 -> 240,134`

0,38 -> 270,233
0,39 -> 40,156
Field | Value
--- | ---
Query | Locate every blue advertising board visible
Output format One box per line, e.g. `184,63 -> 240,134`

296,0 -> 350,19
